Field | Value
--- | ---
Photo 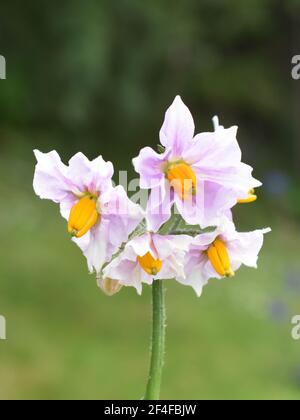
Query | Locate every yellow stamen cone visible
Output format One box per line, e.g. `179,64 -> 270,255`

68,196 -> 99,238
213,239 -> 235,278
207,245 -> 226,277
166,162 -> 197,200
138,252 -> 163,276
207,239 -> 235,278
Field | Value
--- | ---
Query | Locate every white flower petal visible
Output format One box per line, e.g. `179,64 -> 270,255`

159,96 -> 195,155
74,220 -> 110,273
33,150 -> 72,203
67,153 -> 113,194
227,228 -> 271,269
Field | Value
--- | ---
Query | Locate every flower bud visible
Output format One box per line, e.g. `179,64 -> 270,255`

97,275 -> 123,296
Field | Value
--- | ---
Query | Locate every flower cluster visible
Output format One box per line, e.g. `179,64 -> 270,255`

33,96 -> 270,297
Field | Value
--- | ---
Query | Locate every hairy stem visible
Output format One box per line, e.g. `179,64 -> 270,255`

145,280 -> 166,400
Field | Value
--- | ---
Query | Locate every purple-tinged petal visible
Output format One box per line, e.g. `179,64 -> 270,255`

176,254 -> 209,297
183,127 -> 241,166
197,162 -> 261,194
191,230 -> 220,250
146,181 -> 174,231
201,182 -> 238,228
174,179 -> 240,229
152,234 -> 192,259
75,186 -> 144,272
158,254 -> 186,280
159,96 -> 195,156
129,234 -> 152,258
74,218 -> 111,273
183,128 -> 261,193
152,234 -> 191,280
101,186 -> 145,243
33,150 -> 73,203
226,228 -> 271,269
59,195 -> 78,220
67,153 -> 114,195
132,147 -> 169,189
174,179 -> 205,226
104,257 -> 147,295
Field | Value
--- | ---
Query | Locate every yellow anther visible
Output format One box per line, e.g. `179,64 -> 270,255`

166,161 -> 197,200
68,195 -> 99,238
238,189 -> 257,204
207,238 -> 235,278
138,252 -> 163,276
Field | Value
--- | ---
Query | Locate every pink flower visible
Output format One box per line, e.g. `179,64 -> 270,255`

133,96 -> 261,231
177,218 -> 271,297
103,232 -> 192,294
33,150 -> 144,272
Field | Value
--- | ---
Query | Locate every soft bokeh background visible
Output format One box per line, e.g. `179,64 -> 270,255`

0,0 -> 300,400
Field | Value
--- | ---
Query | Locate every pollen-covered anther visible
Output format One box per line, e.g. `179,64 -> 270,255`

207,238 -> 235,278
138,252 -> 163,276
238,189 -> 257,204
68,195 -> 99,238
166,162 -> 197,200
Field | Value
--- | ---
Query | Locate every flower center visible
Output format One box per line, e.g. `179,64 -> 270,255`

238,189 -> 257,204
207,238 -> 235,278
166,161 -> 197,200
68,195 -> 99,238
138,252 -> 163,276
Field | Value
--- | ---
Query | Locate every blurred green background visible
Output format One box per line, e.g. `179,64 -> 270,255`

0,0 -> 300,400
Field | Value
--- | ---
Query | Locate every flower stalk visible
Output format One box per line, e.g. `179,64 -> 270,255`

145,280 -> 166,400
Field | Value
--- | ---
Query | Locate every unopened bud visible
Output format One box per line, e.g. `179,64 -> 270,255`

97,275 -> 123,296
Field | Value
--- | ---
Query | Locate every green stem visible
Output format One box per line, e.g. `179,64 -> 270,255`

145,280 -> 166,400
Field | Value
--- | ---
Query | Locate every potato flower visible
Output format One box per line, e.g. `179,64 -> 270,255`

33,150 -> 144,272
133,96 -> 261,231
